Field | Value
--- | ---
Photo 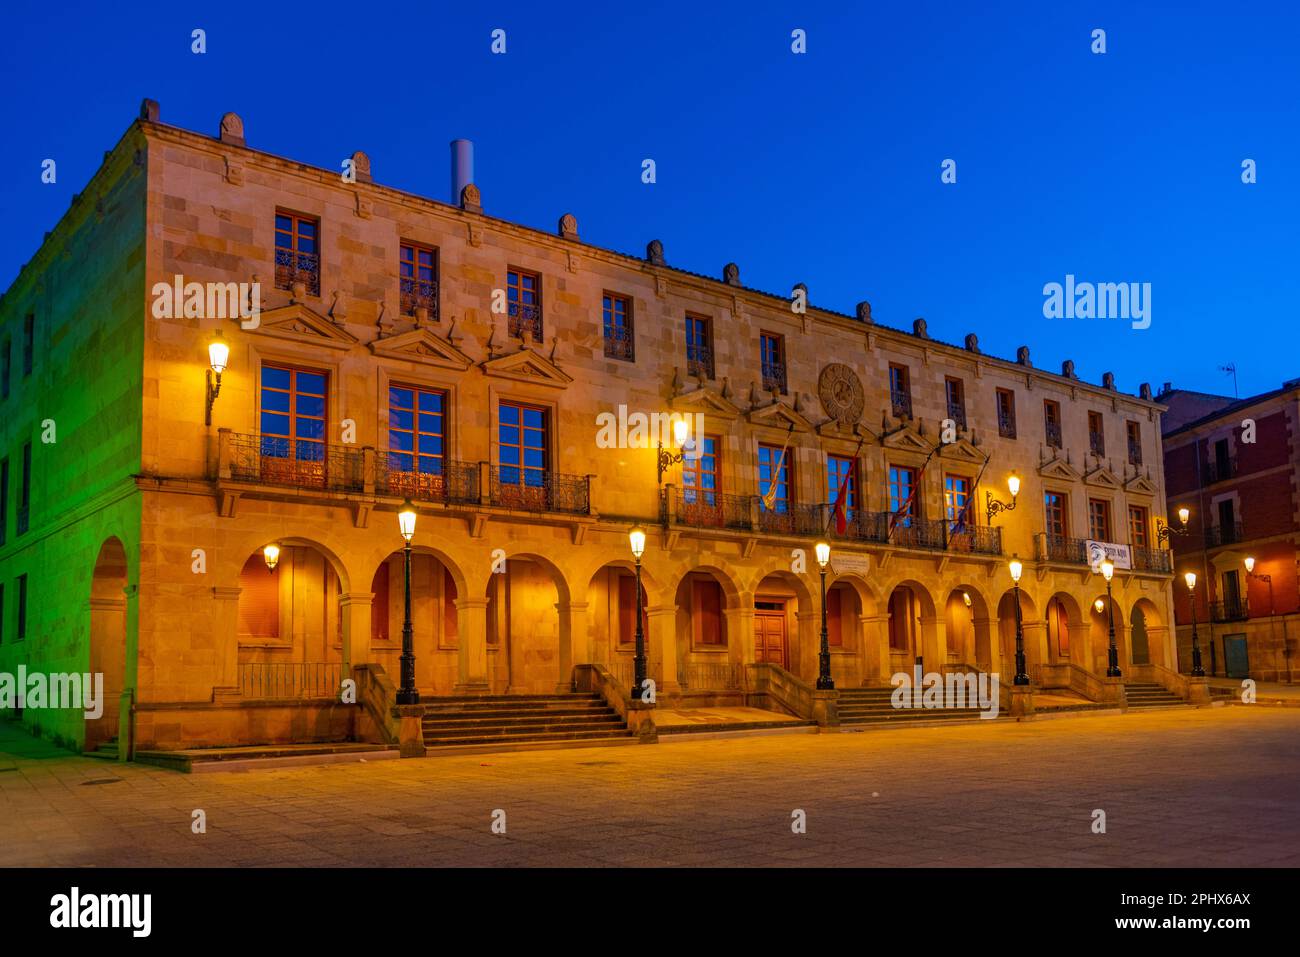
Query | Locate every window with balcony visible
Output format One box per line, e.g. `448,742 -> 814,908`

889,465 -> 918,526
1088,498 -> 1112,541
760,332 -> 786,394
889,364 -> 912,418
497,401 -> 549,505
387,385 -> 446,494
399,242 -> 438,318
996,388 -> 1017,438
507,268 -> 542,342
944,473 -> 970,528
758,443 -> 792,513
259,365 -> 328,484
1045,491 -> 1069,538
22,314 -> 34,377
1129,505 -> 1149,548
274,212 -> 320,296
683,435 -> 720,506
945,377 -> 966,430
1088,410 -> 1105,456
1209,438 -> 1234,483
17,443 -> 30,536
827,454 -> 858,519
1126,420 -> 1142,466
686,314 -> 714,379
1043,399 -> 1062,449
602,293 -> 634,361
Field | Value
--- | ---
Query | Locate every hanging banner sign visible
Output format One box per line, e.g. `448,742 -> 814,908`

1086,540 -> 1132,571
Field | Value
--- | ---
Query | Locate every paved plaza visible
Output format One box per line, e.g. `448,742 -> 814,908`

1,707 -> 1298,867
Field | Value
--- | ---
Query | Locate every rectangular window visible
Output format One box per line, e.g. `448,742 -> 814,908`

17,443 -> 30,536
758,443 -> 792,513
827,455 -> 858,519
996,388 -> 1017,438
498,401 -> 548,489
692,577 -> 724,646
387,384 -> 446,480
1088,410 -> 1105,456
1,338 -> 10,397
16,574 -> 27,641
1129,505 -> 1149,548
889,364 -> 912,418
22,315 -> 34,377
602,293 -> 634,361
237,553 -> 280,639
686,314 -> 714,379
1127,420 -> 1142,466
260,366 -> 328,478
1044,491 -> 1068,539
682,435 -> 720,506
1088,498 -> 1112,541
274,211 -> 320,296
944,474 -> 970,526
506,268 -> 542,341
889,465 -> 917,525
0,457 -> 7,547
1044,399 -> 1062,449
399,242 -> 438,318
760,332 -> 786,394
945,377 -> 966,430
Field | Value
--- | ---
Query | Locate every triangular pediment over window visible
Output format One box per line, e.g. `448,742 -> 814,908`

1083,465 -> 1123,489
1124,473 -> 1158,496
746,401 -> 814,433
882,424 -> 935,455
935,437 -> 986,464
369,327 -> 473,371
480,347 -> 572,388
253,303 -> 357,351
670,386 -> 741,421
1038,457 -> 1082,482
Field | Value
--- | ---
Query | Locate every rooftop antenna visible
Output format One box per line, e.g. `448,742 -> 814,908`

1218,363 -> 1238,398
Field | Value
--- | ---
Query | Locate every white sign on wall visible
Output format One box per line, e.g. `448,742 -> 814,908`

831,554 -> 871,577
1086,540 -> 1132,571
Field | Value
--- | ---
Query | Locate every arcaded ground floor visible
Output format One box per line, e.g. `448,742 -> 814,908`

2,707 -> 1297,867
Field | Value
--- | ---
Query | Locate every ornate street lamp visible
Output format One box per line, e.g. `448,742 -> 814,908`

1093,598 -> 1104,614
629,526 -> 648,694
985,471 -> 1021,523
205,331 -> 229,426
262,542 -> 280,572
1156,507 -> 1191,545
656,417 -> 693,484
1100,559 -> 1121,677
396,499 -> 419,704
1185,571 -> 1204,677
1009,558 -> 1029,686
815,540 -> 833,690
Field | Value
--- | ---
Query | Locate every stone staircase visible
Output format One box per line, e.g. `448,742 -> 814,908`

1124,682 -> 1187,709
420,692 -> 635,751
837,687 -> 996,726
86,738 -> 119,760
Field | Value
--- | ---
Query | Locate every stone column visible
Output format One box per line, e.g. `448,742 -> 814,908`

1022,619 -> 1049,673
918,615 -> 947,669
338,592 -> 373,675
554,600 -> 588,693
726,604 -> 756,689
974,616 -> 999,675
455,596 -> 490,693
647,603 -> 680,692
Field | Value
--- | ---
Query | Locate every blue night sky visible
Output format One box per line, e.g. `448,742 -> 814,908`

1,1 -> 1295,399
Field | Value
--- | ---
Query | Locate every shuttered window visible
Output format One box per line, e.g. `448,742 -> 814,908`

692,577 -> 724,645
371,561 -> 390,642
238,554 -> 280,638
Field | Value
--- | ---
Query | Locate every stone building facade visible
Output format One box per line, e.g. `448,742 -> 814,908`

0,102 -> 1181,754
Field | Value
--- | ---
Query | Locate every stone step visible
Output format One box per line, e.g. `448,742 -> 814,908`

421,700 -> 611,714
421,720 -> 625,738
423,728 -> 633,748
421,693 -> 603,705
422,712 -> 622,729
841,709 -> 991,723
422,705 -> 615,720
658,719 -> 817,735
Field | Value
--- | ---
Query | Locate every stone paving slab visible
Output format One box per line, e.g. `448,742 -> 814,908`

1,708 -> 1298,867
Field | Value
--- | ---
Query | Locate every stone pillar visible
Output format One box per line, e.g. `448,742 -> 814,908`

121,584 -> 140,760
555,600 -> 588,693
339,592 -> 373,675
455,596 -> 490,693
726,605 -> 756,666
1022,619 -> 1049,673
974,616 -> 999,675
1101,675 -> 1127,707
210,586 -> 242,695
918,615 -> 947,669
647,603 -> 680,692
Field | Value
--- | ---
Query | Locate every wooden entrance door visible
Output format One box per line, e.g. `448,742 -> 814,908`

754,601 -> 788,668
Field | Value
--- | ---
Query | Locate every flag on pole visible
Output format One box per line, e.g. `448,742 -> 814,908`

761,424 -> 794,512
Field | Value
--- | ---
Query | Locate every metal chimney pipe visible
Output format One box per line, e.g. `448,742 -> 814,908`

450,139 -> 474,204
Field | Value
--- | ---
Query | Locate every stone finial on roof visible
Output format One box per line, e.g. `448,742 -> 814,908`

723,262 -> 740,286
1102,371 -> 1116,390
646,239 -> 665,265
460,183 -> 481,213
1016,346 -> 1032,367
964,333 -> 980,353
140,99 -> 160,122
855,301 -> 872,323
912,317 -> 928,339
1062,359 -> 1076,379
1139,382 -> 1153,401
219,112 -> 245,146
350,151 -> 371,183
558,213 -> 578,240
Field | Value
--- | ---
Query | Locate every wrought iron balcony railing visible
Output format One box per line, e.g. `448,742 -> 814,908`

1045,534 -> 1088,564
226,433 -> 365,493
1130,546 -> 1172,573
1211,597 -> 1249,623
603,326 -> 634,361
274,247 -> 320,297
489,467 -> 590,515
891,389 -> 912,419
1128,439 -> 1143,467
399,277 -> 439,319
663,487 -> 754,531
687,343 -> 714,380
761,360 -> 787,395
998,411 -> 1017,439
375,457 -> 479,506
1045,421 -> 1063,449
757,502 -> 822,536
1089,432 -> 1105,456
508,301 -> 543,342
886,515 -> 948,551
1206,458 -> 1236,483
945,523 -> 1003,556
830,509 -> 890,545
946,401 -> 967,431
1205,520 -> 1244,547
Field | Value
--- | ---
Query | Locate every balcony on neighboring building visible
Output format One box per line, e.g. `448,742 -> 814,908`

891,388 -> 912,419
1205,520 -> 1245,548
761,359 -> 787,395
399,276 -> 439,320
489,467 -> 590,515
1130,546 -> 1172,574
274,246 -> 320,297
1205,457 -> 1237,484
1211,596 -> 1250,622
508,301 -> 543,342
1128,439 -> 1143,467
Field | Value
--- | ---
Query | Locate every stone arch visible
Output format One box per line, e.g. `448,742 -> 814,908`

886,580 -> 940,670
367,544 -> 469,696
944,584 -> 993,669
478,548 -> 577,694
751,567 -> 818,681
1086,590 -> 1119,676
1129,596 -> 1164,667
1045,592 -> 1084,663
996,586 -> 1040,679
86,537 -> 129,753
673,565 -> 745,690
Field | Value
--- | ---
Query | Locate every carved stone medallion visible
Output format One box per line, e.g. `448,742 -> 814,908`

818,363 -> 865,426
